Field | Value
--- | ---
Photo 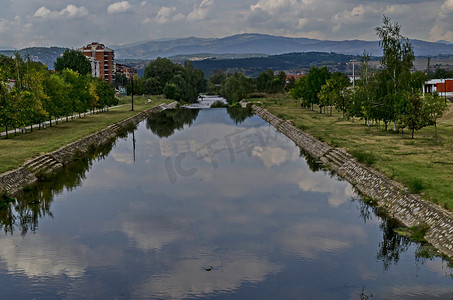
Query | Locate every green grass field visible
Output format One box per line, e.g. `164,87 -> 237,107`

0,95 -> 171,174
246,96 -> 453,211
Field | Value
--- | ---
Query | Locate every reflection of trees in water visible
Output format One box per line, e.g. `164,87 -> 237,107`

145,109 -> 200,138
352,196 -> 411,270
299,148 -> 324,173
227,107 -> 253,124
0,139 -> 116,236
226,107 -> 253,124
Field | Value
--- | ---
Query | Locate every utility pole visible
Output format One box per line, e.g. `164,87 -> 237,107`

131,76 -> 134,111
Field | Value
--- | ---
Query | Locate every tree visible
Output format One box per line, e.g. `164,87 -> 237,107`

95,79 -> 117,109
0,84 -> 14,138
290,66 -> 330,111
163,83 -> 182,101
400,93 -> 427,138
54,49 -> 91,75
43,74 -> 70,126
424,93 -> 447,143
318,72 -> 350,116
61,69 -> 90,118
143,57 -> 184,94
374,16 -> 415,129
220,73 -> 254,103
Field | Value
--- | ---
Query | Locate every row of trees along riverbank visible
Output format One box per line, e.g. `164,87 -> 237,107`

0,50 -> 117,138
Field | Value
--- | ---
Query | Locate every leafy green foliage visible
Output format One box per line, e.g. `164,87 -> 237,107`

0,53 -> 118,135
54,49 -> 91,75
220,72 -> 254,103
142,58 -> 205,102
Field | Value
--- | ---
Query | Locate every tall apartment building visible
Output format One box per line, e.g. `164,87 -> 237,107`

80,42 -> 114,84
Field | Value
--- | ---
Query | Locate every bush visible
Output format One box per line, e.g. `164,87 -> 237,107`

351,150 -> 377,166
407,178 -> 424,194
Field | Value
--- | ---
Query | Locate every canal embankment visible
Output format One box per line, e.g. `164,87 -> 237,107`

0,102 -> 177,195
253,105 -> 453,259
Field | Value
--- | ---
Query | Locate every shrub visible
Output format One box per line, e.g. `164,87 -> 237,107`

351,150 -> 377,166
407,178 -> 424,194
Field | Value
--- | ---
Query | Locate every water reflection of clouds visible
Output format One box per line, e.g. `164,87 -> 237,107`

134,253 -> 282,300
252,145 -> 297,168
0,234 -> 119,278
111,152 -> 134,165
120,214 -> 193,252
274,219 -> 367,259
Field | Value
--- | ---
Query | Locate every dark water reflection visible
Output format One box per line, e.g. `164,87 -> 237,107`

0,108 -> 452,299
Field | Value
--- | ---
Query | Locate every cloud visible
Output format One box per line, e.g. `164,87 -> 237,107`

274,219 -> 366,259
134,254 -> 281,299
155,7 -> 177,24
107,1 -> 132,14
33,5 -> 88,19
0,234 -> 90,278
187,0 -> 213,21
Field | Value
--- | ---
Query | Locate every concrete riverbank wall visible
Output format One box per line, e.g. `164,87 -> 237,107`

0,102 -> 177,196
253,105 -> 453,259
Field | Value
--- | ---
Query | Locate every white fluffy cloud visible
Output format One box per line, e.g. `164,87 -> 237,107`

107,1 -> 132,14
187,0 -> 213,21
33,4 -> 88,19
155,6 -> 177,24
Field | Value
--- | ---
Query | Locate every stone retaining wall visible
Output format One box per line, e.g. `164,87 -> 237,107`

0,102 -> 177,195
253,105 -> 453,259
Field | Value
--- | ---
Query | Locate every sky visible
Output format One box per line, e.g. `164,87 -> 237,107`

1,0 -> 453,49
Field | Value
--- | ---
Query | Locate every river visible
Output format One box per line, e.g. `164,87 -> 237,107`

0,108 -> 452,299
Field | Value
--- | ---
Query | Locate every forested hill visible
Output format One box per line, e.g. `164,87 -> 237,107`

190,52 -> 370,77
0,47 -> 67,69
114,33 -> 453,59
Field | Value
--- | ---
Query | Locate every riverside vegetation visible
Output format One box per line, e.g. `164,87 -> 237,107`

0,95 -> 171,174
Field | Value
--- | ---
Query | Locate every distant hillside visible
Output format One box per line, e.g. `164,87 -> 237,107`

113,33 -> 453,59
192,52 -> 368,77
0,47 -> 67,69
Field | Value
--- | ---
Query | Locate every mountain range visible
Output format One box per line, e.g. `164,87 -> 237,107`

2,33 -> 453,70
113,33 -> 453,59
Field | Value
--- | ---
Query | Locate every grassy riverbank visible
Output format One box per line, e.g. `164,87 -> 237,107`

0,95 -> 171,174
247,95 -> 453,211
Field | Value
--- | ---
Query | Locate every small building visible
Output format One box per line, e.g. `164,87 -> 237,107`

423,79 -> 453,98
114,63 -> 137,80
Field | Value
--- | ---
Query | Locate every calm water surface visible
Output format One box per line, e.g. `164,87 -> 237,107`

1,108 -> 452,299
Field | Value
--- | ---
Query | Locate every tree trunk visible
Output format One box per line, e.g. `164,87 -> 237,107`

435,121 -> 438,144
411,129 -> 415,139
30,125 -> 32,132
5,125 -> 8,139
50,117 -> 52,127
